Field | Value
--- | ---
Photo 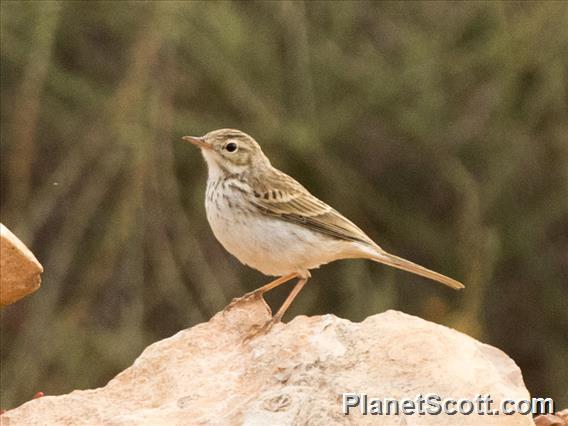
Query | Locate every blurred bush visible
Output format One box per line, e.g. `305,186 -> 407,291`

1,0 -> 566,409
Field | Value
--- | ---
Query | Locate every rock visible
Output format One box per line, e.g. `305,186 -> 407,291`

1,299 -> 533,425
0,223 -> 43,305
535,409 -> 568,426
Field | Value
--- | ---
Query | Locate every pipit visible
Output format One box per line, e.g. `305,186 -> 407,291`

183,129 -> 464,333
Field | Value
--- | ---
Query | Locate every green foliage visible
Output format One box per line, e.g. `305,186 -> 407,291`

1,0 -> 567,409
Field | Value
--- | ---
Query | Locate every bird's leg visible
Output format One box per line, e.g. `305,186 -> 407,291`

272,277 -> 309,323
225,272 -> 299,311
244,277 -> 309,341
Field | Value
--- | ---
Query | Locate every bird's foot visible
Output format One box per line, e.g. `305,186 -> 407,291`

224,290 -> 264,312
242,317 -> 279,342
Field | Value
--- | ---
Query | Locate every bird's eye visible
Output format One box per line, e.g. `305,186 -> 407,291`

225,142 -> 238,153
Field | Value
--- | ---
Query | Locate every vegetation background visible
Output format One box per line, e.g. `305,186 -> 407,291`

1,0 -> 567,411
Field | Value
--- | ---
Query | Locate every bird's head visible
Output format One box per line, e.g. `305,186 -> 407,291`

183,129 -> 270,178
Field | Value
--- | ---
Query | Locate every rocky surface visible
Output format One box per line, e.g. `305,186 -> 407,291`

535,409 -> 568,426
2,298 -> 533,425
0,223 -> 43,305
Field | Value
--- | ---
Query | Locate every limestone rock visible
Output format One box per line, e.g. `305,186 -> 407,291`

535,409 -> 568,426
0,223 -> 43,305
2,299 -> 533,425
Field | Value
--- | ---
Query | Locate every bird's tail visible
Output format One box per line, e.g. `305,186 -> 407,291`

370,250 -> 465,290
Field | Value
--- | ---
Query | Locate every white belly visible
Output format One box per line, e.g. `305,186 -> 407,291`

205,182 -> 351,277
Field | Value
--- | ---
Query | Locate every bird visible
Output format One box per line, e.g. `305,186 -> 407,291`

182,129 -> 464,333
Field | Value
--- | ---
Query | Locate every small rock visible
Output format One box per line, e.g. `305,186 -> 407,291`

535,409 -> 568,426
0,223 -> 43,305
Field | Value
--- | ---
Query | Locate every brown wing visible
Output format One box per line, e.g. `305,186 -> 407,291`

247,168 -> 375,246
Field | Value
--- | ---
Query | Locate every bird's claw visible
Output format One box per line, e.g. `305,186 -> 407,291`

242,318 -> 278,343
224,290 -> 263,312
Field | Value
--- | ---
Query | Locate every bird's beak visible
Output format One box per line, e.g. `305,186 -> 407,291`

182,135 -> 213,150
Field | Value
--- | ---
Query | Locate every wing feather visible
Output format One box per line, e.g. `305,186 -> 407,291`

247,169 -> 375,246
